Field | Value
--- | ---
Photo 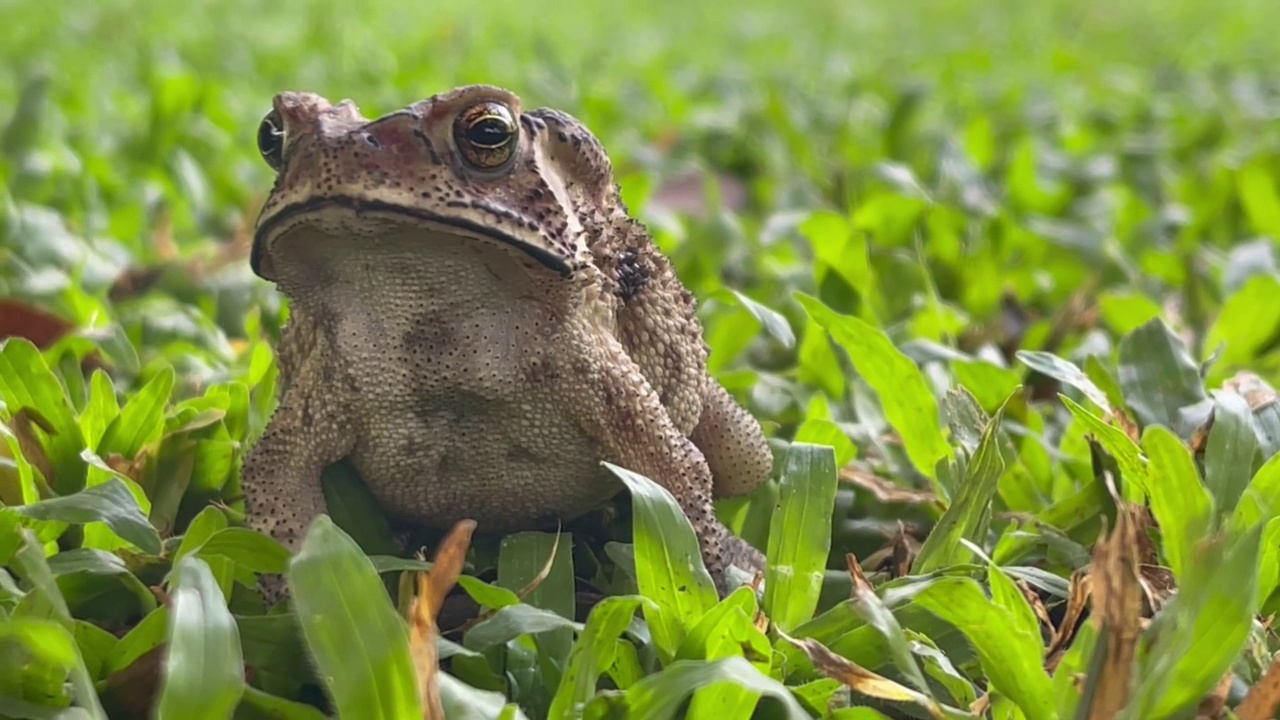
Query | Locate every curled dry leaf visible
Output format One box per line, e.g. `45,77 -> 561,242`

1045,568 -> 1091,674
858,520 -> 923,579
1235,654 -> 1280,720
512,525 -> 562,601
409,519 -> 476,720
449,526 -> 562,637
1080,506 -> 1145,720
1019,579 -> 1055,641
777,629 -> 949,720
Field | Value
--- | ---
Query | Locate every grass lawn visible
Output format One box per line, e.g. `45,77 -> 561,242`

5,0 -> 1280,717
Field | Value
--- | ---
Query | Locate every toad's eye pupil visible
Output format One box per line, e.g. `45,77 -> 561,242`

257,111 -> 286,170
466,117 -> 512,147
259,119 -> 281,148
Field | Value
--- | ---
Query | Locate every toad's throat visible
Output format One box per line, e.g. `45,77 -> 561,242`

253,197 -> 572,277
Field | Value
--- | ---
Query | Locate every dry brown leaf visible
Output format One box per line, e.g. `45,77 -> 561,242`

1236,654 -> 1280,720
1195,671 -> 1233,719
1137,564 -> 1177,615
0,299 -> 78,349
840,466 -> 939,506
9,407 -> 57,497
1080,508 -> 1145,720
1046,568 -> 1091,674
102,643 -> 168,718
777,629 -> 947,720
409,519 -> 476,720
890,521 -> 916,578
858,520 -> 923,579
512,525 -> 562,601
845,552 -> 873,598
1019,580 -> 1055,640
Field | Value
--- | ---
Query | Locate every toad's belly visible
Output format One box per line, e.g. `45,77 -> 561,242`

348,394 -> 621,531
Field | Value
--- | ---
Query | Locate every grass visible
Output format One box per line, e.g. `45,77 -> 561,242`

4,0 -> 1280,717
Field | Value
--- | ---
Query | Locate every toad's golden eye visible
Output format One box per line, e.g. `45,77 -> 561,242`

454,102 -> 517,169
257,109 -> 286,171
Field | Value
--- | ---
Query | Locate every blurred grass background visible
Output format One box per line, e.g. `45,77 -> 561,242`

5,0 -> 1280,255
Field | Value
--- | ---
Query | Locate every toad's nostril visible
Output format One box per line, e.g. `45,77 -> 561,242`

362,133 -> 381,149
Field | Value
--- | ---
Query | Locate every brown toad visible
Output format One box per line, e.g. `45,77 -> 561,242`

242,84 -> 772,600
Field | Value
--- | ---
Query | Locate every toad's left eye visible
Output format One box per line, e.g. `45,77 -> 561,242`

258,109 -> 286,171
454,102 -> 517,169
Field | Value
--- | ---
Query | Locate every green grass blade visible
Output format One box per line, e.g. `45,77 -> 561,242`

591,657 -> 810,719
196,527 -> 290,574
1124,524 -> 1262,719
439,673 -> 531,719
795,293 -> 952,479
1234,451 -> 1280,530
0,339 -> 88,494
846,577 -> 930,696
1060,396 -> 1149,497
155,556 -> 244,720
236,686 -> 329,719
604,462 -> 718,661
1203,389 -> 1260,515
13,529 -> 72,625
1115,319 -> 1207,432
1204,274 -> 1280,375
913,400 -> 1008,574
498,530 -> 576,693
1141,426 -> 1213,581
914,576 -> 1056,720
462,603 -> 583,652
320,458 -> 398,557
12,478 -> 162,555
288,515 -> 422,720
95,366 -> 173,459
1014,351 -> 1110,410
763,441 -> 838,632
548,595 -> 648,719
0,616 -> 108,720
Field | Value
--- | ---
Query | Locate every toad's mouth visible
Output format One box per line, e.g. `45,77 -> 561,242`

252,197 -> 572,279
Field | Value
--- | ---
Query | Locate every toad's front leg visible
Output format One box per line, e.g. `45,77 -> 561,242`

241,325 -> 354,606
564,334 -> 766,594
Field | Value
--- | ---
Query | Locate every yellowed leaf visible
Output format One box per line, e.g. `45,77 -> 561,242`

778,629 -> 947,720
409,519 -> 476,720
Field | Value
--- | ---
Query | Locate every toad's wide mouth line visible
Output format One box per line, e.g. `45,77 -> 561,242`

252,197 -> 572,277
